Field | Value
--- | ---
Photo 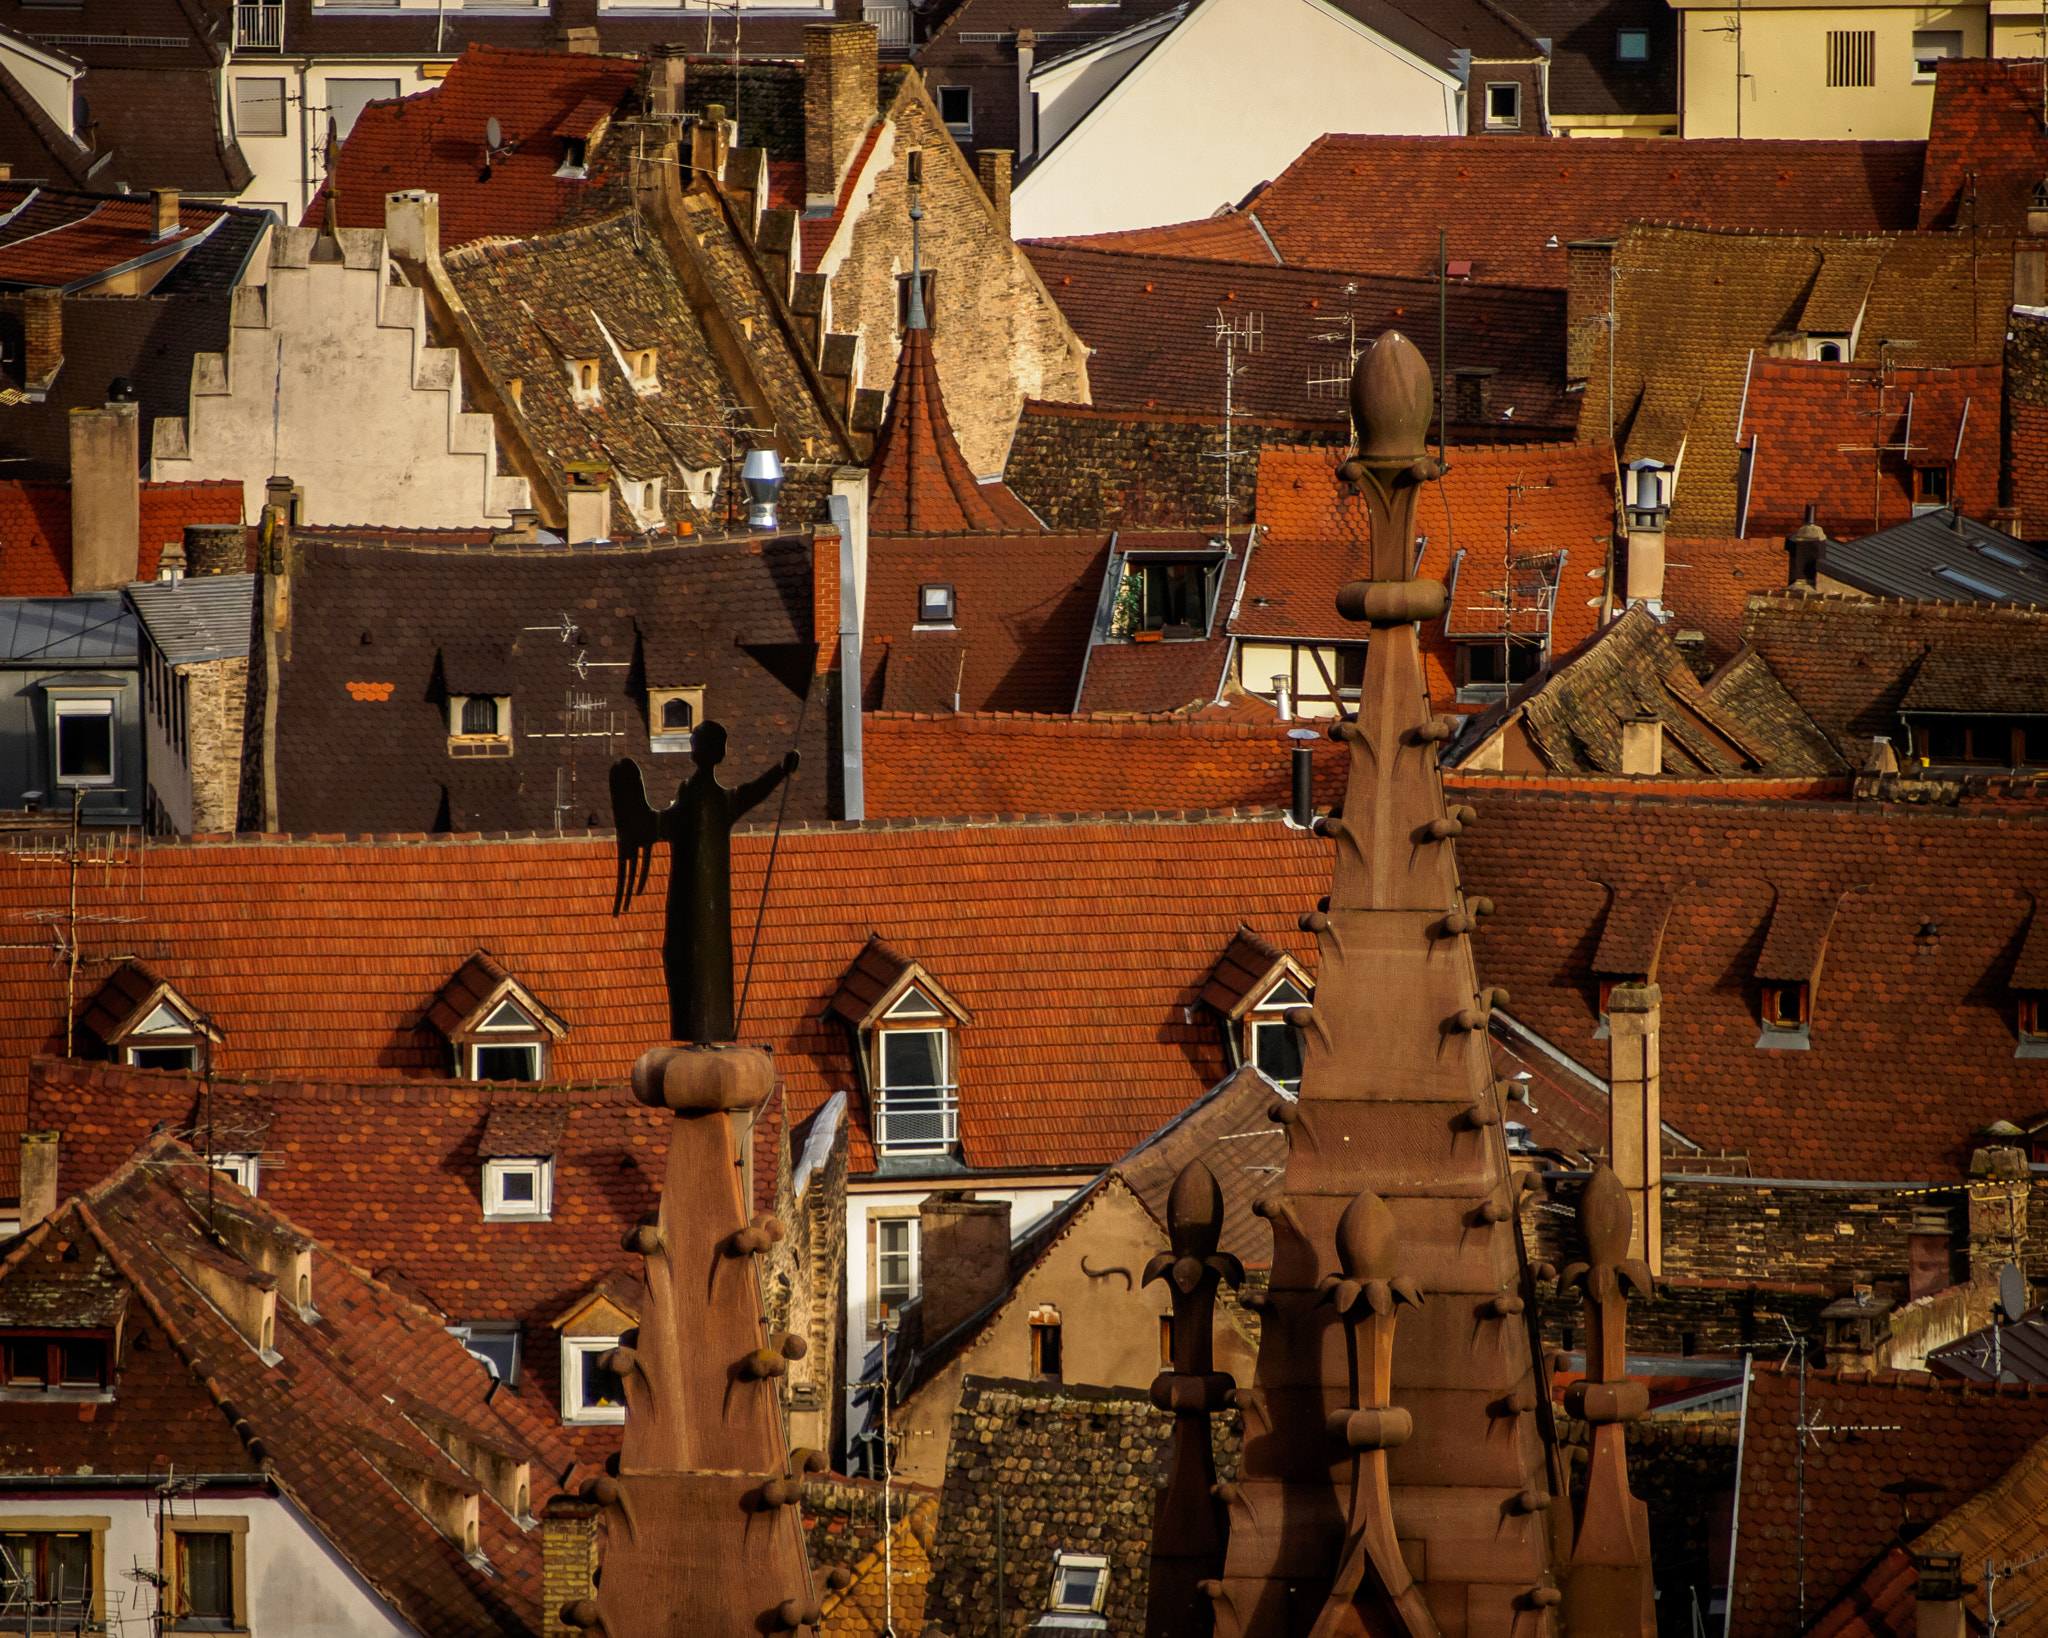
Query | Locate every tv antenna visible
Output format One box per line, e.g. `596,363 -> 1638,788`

1306,283 -> 1362,401
1204,307 -> 1263,530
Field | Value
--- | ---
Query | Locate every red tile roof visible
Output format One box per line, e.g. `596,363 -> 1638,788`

867,324 -> 1041,533
862,531 -> 1109,712
313,46 -> 643,251
1021,243 -> 1577,436
1034,213 -> 1278,263
860,711 -> 1347,818
0,478 -> 243,594
0,189 -> 235,291
1063,136 -> 1926,288
1920,57 -> 2048,232
1661,537 -> 1790,666
797,121 -> 885,271
1245,442 -> 1615,706
1737,360 -> 2002,540
0,820 -> 1324,1193
1732,1365 -> 2048,1638
1456,790 -> 2048,1180
6,1133 -> 583,1634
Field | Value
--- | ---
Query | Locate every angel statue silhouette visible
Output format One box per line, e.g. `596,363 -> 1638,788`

609,722 -> 799,1044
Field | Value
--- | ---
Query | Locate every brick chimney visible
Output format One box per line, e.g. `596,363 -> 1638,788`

564,463 -> 612,543
803,23 -> 878,207
1620,713 -> 1663,776
541,1494 -> 600,1637
1565,240 -> 1615,386
813,522 -> 841,670
185,522 -> 246,576
69,400 -> 141,591
19,1131 -> 57,1227
1912,1552 -> 1965,1638
151,189 -> 180,241
1787,503 -> 1826,587
977,149 -> 1013,239
23,288 -> 61,390
1606,983 -> 1662,1274
917,1192 -> 1012,1342
650,43 -> 687,118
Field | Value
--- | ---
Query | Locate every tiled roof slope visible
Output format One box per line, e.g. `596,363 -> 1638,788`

0,818 -> 1325,1188
860,711 -> 1347,818
439,213 -> 810,535
1920,56 -> 2048,232
1023,244 -> 1576,436
1732,1365 -> 2048,1638
7,1134 -> 582,1636
314,46 -> 641,250
1074,530 -> 1252,714
1584,226 -> 2014,537
1661,537 -> 1792,666
1115,1064 -> 1286,1271
0,187 -> 245,291
1035,214 -> 1278,263
36,1062 -> 665,1461
1451,603 -> 1845,779
1455,792 -> 2048,1179
1742,593 -> 2048,766
1738,360 -> 2001,541
1245,442 -> 1614,704
1070,137 -> 1925,287
867,324 -> 1041,531
1506,0 -> 1677,117
862,532 -> 1109,713
81,65 -> 254,195
0,479 -> 243,594
269,532 -> 836,834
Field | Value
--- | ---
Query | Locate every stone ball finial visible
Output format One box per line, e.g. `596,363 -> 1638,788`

1167,1161 -> 1225,1260
1350,331 -> 1434,464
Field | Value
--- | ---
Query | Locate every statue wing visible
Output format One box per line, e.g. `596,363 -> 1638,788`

608,758 -> 660,916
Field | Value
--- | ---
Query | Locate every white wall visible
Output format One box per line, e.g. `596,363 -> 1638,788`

1010,0 -> 1461,238
0,1492 -> 416,1636
150,226 -> 527,527
0,36 -> 82,141
1031,24 -> 1177,157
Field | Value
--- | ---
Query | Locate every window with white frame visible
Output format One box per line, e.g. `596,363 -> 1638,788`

52,698 -> 114,787
209,1153 -> 259,1195
450,1320 -> 522,1384
1912,30 -> 1959,82
917,583 -> 956,627
873,989 -> 958,1154
482,1156 -> 553,1219
1047,1550 -> 1110,1615
1248,977 -> 1308,1090
561,1335 -> 626,1423
873,1215 -> 919,1332
1485,82 -> 1521,129
125,999 -> 201,1070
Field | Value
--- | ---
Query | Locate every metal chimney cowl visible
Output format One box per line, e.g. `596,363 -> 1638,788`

742,448 -> 784,530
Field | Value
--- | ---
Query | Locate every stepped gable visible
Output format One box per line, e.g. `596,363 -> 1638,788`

1210,332 -> 1652,1633
867,321 -> 1040,534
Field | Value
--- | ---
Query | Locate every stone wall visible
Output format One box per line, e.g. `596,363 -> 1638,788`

2008,311 -> 2048,538
926,1377 -> 1241,1637
1003,403 -> 1347,532
185,655 -> 247,834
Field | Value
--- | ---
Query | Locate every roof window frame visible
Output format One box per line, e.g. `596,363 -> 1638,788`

481,1155 -> 554,1221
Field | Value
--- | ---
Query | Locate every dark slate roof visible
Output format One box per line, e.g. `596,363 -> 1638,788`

1928,1306 -> 2048,1384
152,205 -> 270,292
1505,0 -> 1677,118
78,64 -> 253,195
270,532 -> 835,834
126,571 -> 253,664
0,592 -> 136,664
1820,511 -> 2048,605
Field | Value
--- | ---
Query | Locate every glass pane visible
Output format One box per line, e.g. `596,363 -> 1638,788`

661,696 -> 693,729
135,1002 -> 191,1035
461,697 -> 499,736
1256,978 -> 1307,1011
459,1325 -> 521,1383
877,1220 -> 913,1305
57,712 -> 111,779
474,1045 -> 538,1081
885,987 -> 944,1019
5,1342 -> 43,1385
880,1030 -> 943,1089
133,1047 -> 196,1071
1058,1566 -> 1101,1609
47,1535 -> 89,1609
498,1167 -> 536,1204
581,1347 -> 624,1408
1254,1019 -> 1304,1086
59,1340 -> 103,1385
479,999 -> 532,1032
0,1536 -> 29,1599
181,1532 -> 232,1619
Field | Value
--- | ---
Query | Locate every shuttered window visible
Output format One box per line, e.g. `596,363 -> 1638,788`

1826,30 -> 1876,87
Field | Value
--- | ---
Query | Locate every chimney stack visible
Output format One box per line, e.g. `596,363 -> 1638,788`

68,399 -> 141,591
564,462 -> 612,543
977,149 -> 1013,239
1620,713 -> 1663,776
650,43 -> 687,118
1564,240 -> 1615,386
1912,1553 -> 1965,1638
1016,31 -> 1037,161
917,1192 -> 1012,1341
22,288 -> 61,390
1788,503 -> 1826,587
151,189 -> 180,241
185,522 -> 246,576
19,1131 -> 58,1227
803,23 -> 878,207
1606,983 -> 1662,1274
384,189 -> 440,265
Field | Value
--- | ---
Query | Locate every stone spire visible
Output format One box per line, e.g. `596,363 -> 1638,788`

1201,331 -> 1653,1636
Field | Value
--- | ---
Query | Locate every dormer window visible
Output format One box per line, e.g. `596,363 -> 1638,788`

2,1334 -> 110,1397
631,349 -> 658,392
1485,82 -> 1521,130
557,135 -> 589,178
1247,977 -> 1308,1090
448,695 -> 512,758
626,477 -> 663,529
211,1153 -> 260,1194
483,1157 -> 554,1220
1116,553 -> 1222,640
567,358 -> 601,407
1758,981 -> 1811,1049
918,583 -> 956,628
2013,908 -> 2048,1060
829,938 -> 972,1158
648,687 -> 705,753
1911,465 -> 1950,515
1812,338 -> 1846,363
553,1274 -> 640,1425
427,953 -> 567,1082
79,964 -> 220,1072
1201,928 -> 1313,1091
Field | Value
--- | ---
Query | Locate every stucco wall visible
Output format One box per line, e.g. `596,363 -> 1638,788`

1009,0 -> 1460,238
1674,2 -> 1982,139
151,226 -> 528,528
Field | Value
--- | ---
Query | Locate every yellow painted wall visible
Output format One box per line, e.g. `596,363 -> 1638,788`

1674,2 -> 1984,138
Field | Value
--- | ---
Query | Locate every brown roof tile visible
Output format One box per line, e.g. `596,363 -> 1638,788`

867,324 -> 1041,533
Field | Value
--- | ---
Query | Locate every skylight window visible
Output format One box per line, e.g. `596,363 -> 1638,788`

1933,565 -> 2006,599
483,1156 -> 553,1220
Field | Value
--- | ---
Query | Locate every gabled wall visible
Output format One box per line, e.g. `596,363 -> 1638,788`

151,227 -> 529,528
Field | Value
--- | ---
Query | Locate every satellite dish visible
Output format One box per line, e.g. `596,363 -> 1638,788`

2000,1262 -> 2027,1324
486,116 -> 503,152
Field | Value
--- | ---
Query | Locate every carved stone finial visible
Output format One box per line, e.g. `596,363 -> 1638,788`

1333,1187 -> 1398,1284
1578,1163 -> 1634,1268
1350,331 -> 1434,464
1168,1160 -> 1225,1260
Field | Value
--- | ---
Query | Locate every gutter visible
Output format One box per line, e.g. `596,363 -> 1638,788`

832,491 -> 864,819
0,1473 -> 271,1490
1721,1353 -> 1753,1638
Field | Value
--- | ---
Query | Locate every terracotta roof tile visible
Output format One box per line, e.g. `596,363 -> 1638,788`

867,325 -> 1041,533
0,478 -> 241,595
1661,537 -> 1789,666
1920,57 -> 2048,233
0,190 -> 237,290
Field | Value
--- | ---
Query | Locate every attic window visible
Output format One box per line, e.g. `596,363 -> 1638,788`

556,135 -> 589,178
52,697 -> 115,788
1758,981 -> 1811,1049
450,1320 -> 522,1385
875,989 -> 958,1154
917,583 -> 956,627
1814,340 -> 1844,363
449,695 -> 512,758
1028,1306 -> 1062,1380
649,687 -> 706,753
567,358 -> 601,407
1484,83 -> 1521,130
483,1156 -> 553,1220
2019,996 -> 2048,1060
632,349 -> 658,389
562,1337 -> 626,1424
1,1334 -> 109,1397
1048,1552 -> 1110,1615
1248,977 -> 1308,1091
1616,28 -> 1648,60
211,1153 -> 260,1195
1911,466 -> 1950,513
430,954 -> 565,1079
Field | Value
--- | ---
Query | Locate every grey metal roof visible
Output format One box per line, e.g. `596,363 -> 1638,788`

1928,1306 -> 2048,1385
1823,511 -> 2048,605
0,595 -> 137,666
126,574 -> 256,666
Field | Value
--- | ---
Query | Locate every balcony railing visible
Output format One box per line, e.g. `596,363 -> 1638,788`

864,3 -> 912,51
875,1085 -> 958,1153
235,3 -> 283,49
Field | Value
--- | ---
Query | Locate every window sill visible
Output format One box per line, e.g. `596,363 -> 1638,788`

482,1210 -> 553,1223
448,736 -> 512,759
649,733 -> 693,754
563,1410 -> 627,1426
0,1386 -> 114,1402
2017,1039 -> 2048,1060
1754,1024 -> 1811,1051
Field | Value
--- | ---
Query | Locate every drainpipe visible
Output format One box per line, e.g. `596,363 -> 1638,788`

1016,30 -> 1036,163
831,492 -> 864,819
297,62 -> 312,220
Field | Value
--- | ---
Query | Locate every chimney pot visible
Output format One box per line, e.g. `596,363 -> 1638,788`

151,189 -> 180,241
977,149 -> 1013,239
22,288 -> 61,390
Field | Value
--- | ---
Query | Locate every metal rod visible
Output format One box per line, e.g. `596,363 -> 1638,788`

996,1490 -> 1005,1637
1438,227 -> 1448,459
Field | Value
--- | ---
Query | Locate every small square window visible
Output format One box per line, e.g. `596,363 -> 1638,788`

562,1335 -> 626,1423
209,1154 -> 259,1194
937,86 -> 972,134
451,1320 -> 522,1384
1913,29 -> 1960,81
53,698 -> 114,786
482,1156 -> 553,1219
471,1042 -> 540,1081
649,687 -> 706,752
1485,82 -> 1521,129
1050,1552 -> 1109,1613
918,583 -> 956,626
233,76 -> 286,139
1616,28 -> 1649,60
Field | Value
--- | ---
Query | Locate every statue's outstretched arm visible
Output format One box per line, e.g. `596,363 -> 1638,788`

609,758 -> 661,915
729,749 -> 801,822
